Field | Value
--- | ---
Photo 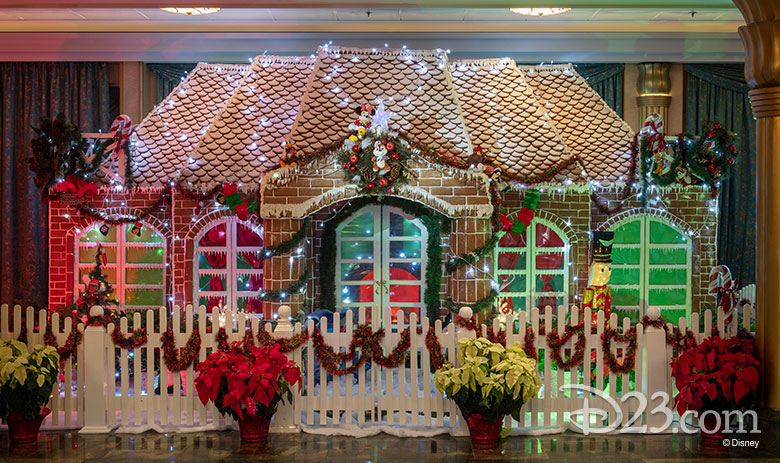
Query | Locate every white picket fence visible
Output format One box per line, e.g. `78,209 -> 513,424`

0,302 -> 755,435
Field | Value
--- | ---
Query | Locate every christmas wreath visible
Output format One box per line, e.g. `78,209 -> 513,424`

685,121 -> 738,189
338,133 -> 413,194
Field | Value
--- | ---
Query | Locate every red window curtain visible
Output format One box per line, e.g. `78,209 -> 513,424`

237,224 -> 263,314
535,224 -> 564,309
199,224 -> 227,309
497,232 -> 526,312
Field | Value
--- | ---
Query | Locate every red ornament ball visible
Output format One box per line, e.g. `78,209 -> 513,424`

707,131 -> 714,138
367,183 -> 375,189
714,123 -> 721,129
729,145 -> 736,152
352,145 -> 361,153
350,166 -> 356,171
386,142 -> 395,151
391,152 -> 399,160
349,154 -> 359,164
387,176 -> 394,182
378,178 -> 388,187
728,157 -> 735,164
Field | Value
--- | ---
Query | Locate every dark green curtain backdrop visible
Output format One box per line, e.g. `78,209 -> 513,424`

147,63 -> 196,105
0,63 -> 110,307
574,63 -> 625,118
684,64 -> 756,286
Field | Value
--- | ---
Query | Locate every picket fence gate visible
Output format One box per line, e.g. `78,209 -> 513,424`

0,302 -> 755,435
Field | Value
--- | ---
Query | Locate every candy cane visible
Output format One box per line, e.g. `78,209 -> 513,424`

709,265 -> 737,328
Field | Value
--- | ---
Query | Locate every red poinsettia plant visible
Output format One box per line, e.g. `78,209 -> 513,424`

194,340 -> 301,421
671,333 -> 759,416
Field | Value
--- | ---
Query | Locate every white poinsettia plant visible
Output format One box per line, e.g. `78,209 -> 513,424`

0,340 -> 60,422
434,337 -> 542,422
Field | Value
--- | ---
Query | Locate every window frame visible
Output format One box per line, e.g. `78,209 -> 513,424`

74,222 -> 167,310
193,217 -> 264,313
494,218 -> 570,312
609,215 -> 692,320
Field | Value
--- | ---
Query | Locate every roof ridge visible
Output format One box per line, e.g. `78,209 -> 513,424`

518,63 -> 575,71
319,44 -> 447,59
255,55 -> 316,65
197,63 -> 252,72
450,58 -> 517,69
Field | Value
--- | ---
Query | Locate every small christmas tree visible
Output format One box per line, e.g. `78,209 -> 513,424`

55,243 -> 121,322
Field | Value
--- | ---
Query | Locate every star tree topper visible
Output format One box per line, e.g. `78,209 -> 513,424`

371,102 -> 396,132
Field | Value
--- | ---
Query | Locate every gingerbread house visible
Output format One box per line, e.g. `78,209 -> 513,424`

47,46 -> 717,325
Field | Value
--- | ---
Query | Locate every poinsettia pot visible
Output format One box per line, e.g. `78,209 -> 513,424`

0,341 -> 61,444
466,412 -> 503,448
237,412 -> 271,443
699,411 -> 727,443
194,338 -> 301,442
5,408 -> 51,444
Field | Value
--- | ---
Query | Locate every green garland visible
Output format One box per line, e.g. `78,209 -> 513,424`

445,233 -> 500,275
319,196 -> 449,321
443,289 -> 499,315
253,217 -> 310,260
259,270 -> 310,301
29,113 -> 116,194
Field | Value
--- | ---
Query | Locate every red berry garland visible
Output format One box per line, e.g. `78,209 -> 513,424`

600,327 -> 638,374
425,327 -> 447,370
161,326 -> 202,372
216,327 -> 230,351
546,322 -> 586,370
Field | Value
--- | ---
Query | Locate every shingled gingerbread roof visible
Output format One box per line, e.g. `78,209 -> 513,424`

129,46 -> 634,189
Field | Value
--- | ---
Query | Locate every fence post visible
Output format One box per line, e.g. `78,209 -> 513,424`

270,305 -> 297,433
79,306 -> 112,433
643,307 -> 669,430
452,306 -> 473,436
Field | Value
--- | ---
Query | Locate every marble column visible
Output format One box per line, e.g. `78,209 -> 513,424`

734,0 -> 780,410
636,63 -> 672,126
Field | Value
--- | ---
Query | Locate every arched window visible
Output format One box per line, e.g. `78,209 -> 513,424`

609,215 -> 692,322
194,219 -> 264,314
76,222 -> 166,310
494,220 -> 570,312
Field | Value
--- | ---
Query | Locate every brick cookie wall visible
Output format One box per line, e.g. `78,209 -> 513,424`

261,158 -> 492,219
591,186 -> 718,312
48,189 -> 171,309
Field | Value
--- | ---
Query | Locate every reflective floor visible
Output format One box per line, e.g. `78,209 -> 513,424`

1,428 -> 779,462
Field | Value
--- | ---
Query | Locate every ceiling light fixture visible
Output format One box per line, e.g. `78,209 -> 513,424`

509,7 -> 571,16
160,8 -> 221,15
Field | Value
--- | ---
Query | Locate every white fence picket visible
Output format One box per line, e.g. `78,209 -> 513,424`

0,302 -> 757,435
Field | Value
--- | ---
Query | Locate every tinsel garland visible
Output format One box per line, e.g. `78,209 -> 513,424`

454,315 -> 506,346
111,325 -> 148,350
600,327 -> 638,374
425,327 -> 447,370
253,326 -> 309,353
259,270 -> 310,301
309,324 -> 412,376
161,326 -> 202,372
319,196 -> 449,321
524,327 -> 538,361
44,322 -> 83,363
216,327 -> 229,351
545,322 -> 587,370
443,289 -> 499,315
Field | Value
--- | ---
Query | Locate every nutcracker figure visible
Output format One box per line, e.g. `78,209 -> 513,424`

583,231 -> 613,326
